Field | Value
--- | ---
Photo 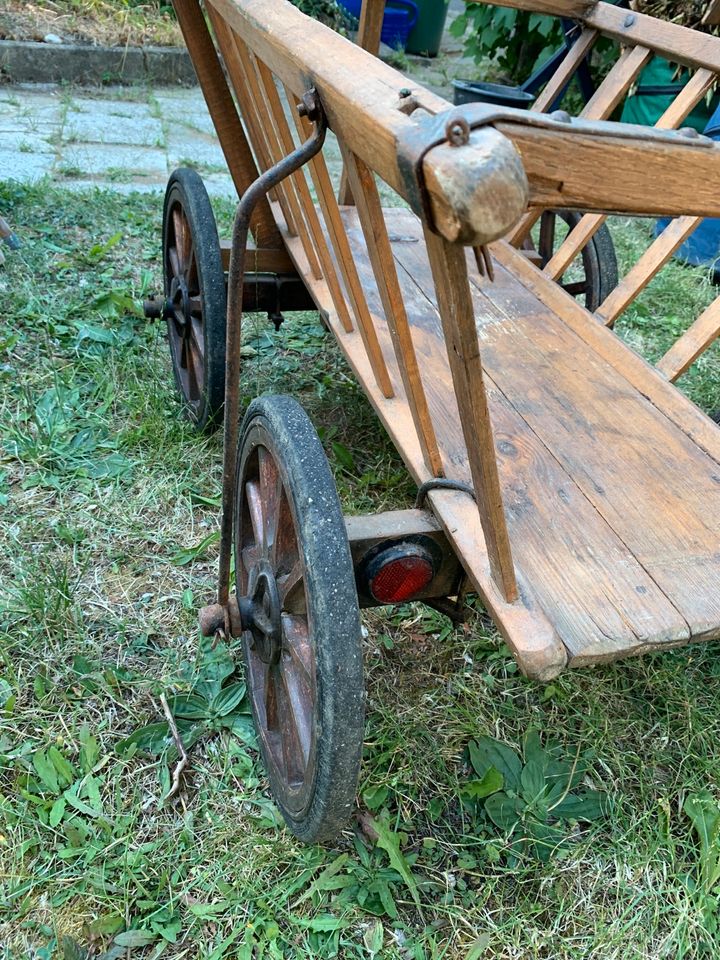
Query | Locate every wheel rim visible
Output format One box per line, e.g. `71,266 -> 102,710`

531,210 -> 598,308
164,199 -> 205,412
236,430 -> 318,817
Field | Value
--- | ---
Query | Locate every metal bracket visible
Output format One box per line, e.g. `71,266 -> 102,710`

397,102 -> 713,234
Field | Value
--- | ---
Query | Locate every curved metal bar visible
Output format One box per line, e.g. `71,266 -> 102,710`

218,88 -> 328,605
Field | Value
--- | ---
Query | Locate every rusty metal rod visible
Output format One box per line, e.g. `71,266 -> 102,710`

217,89 -> 328,606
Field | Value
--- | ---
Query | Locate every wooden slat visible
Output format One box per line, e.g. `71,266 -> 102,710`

341,147 -> 444,475
585,1 -> 720,75
543,67 -> 715,281
238,48 -> 359,335
283,84 -> 395,398
531,28 -> 599,113
657,298 -> 720,381
422,227 -> 518,602
171,0 -> 281,249
509,44 -> 651,246
207,5 -> 299,237
595,216 -> 701,326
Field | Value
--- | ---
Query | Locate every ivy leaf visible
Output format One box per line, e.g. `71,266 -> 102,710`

468,736 -> 522,792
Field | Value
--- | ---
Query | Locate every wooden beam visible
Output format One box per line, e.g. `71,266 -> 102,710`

171,0 -> 282,249
206,0 -> 528,247
657,299 -> 720,381
423,226 -> 518,602
342,146 -> 445,476
496,122 -> 720,218
220,239 -> 294,273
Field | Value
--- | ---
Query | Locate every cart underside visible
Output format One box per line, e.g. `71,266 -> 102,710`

276,203 -> 720,678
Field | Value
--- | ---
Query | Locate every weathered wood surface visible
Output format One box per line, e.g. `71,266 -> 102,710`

206,0 -> 528,247
657,298 -> 720,381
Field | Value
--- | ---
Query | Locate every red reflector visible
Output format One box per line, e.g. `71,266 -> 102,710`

369,555 -> 434,604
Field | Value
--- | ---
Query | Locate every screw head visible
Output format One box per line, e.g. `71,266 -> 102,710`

399,87 -> 412,98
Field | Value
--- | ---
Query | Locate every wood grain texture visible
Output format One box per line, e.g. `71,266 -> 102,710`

341,146 -> 444,475
288,91 -> 395,397
657,298 -> 720,381
220,239 -> 294,273
171,0 -> 281,248
422,227 -> 519,603
595,216 -> 702,326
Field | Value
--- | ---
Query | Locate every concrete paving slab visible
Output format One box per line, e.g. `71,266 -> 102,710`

166,130 -> 227,172
0,148 -> 55,181
63,97 -> 164,147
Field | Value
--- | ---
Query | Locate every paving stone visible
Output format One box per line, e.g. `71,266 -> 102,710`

0,148 -> 55,181
166,128 -> 227,172
63,97 -> 164,147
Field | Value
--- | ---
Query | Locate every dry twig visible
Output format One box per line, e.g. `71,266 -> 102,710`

160,692 -> 189,804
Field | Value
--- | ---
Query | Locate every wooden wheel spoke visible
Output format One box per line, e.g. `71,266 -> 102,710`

282,615 -> 314,690
273,664 -> 307,783
258,447 -> 282,558
279,559 -> 305,614
245,479 -> 264,550
168,246 -> 181,280
272,487 -> 297,572
185,336 -> 201,400
186,243 -> 198,287
279,657 -> 313,768
190,316 -> 205,359
241,544 -> 260,574
188,294 -> 203,314
563,280 -> 588,296
172,208 -> 191,271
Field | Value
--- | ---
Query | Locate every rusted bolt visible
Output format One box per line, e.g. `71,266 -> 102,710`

624,13 -> 636,26
297,89 -> 321,121
399,87 -> 412,98
549,109 -> 572,124
199,602 -> 226,637
446,116 -> 470,146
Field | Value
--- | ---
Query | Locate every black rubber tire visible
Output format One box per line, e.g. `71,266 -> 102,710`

235,395 -> 364,842
536,209 -> 619,312
162,167 -> 226,433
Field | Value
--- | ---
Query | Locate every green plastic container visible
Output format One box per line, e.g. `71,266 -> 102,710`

405,0 -> 450,57
620,55 -> 717,131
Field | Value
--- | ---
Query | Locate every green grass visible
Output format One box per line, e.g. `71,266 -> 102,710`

2,180 -> 720,959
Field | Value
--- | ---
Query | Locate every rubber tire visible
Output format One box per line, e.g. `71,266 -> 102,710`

162,167 -> 226,433
554,210 -> 619,312
235,395 -> 365,842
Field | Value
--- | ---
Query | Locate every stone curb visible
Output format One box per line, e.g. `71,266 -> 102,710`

0,39 -> 197,86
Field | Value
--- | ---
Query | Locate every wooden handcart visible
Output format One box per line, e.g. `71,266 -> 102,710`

146,0 -> 720,841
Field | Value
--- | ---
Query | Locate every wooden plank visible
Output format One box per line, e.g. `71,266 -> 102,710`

337,0 -> 386,203
585,2 -> 720,75
422,227 -> 518,602
595,216 -> 702,326
170,0 -> 281,249
207,5 -> 300,236
220,239 -> 294,273
283,83 -> 395,397
341,148 -> 444,475
496,121 -> 720,218
543,67 -> 715,281
531,28 -> 598,113
206,0 -> 527,247
509,44 -> 651,246
491,239 -> 720,466
657,298 -> 720,381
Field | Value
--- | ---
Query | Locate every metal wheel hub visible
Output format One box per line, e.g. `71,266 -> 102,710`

165,275 -> 190,330
240,559 -> 283,665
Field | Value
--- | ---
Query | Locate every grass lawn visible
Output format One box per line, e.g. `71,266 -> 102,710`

2,178 -> 720,960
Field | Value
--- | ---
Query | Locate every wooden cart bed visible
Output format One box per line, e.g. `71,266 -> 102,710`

274,203 -> 720,677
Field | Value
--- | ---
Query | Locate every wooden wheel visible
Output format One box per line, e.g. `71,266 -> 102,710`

235,395 -> 364,842
529,209 -> 618,312
162,168 -> 226,432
